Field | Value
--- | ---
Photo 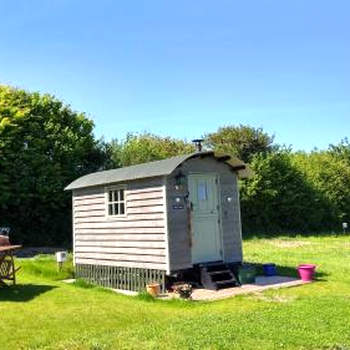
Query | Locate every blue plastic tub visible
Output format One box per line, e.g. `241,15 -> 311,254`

263,263 -> 277,276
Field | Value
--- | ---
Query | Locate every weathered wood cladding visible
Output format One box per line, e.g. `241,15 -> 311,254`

220,173 -> 243,262
75,264 -> 166,292
166,176 -> 192,271
72,155 -> 243,281
166,156 -> 243,272
72,177 -> 168,271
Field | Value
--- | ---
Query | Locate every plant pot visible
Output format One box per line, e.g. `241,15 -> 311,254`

175,284 -> 192,299
237,264 -> 256,284
146,283 -> 160,297
297,264 -> 316,281
263,263 -> 277,276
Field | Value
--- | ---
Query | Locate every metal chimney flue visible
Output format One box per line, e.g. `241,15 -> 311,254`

192,139 -> 204,153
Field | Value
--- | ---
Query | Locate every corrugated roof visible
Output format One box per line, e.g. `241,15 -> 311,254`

65,151 -> 251,191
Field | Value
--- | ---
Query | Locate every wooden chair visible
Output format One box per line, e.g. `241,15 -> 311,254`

0,231 -> 21,287
0,252 -> 19,286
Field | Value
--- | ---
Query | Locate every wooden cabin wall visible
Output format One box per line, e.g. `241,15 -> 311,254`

220,172 -> 243,263
166,175 -> 192,271
166,157 -> 243,273
72,177 -> 168,271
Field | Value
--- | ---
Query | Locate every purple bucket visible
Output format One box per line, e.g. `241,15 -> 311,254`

297,264 -> 316,281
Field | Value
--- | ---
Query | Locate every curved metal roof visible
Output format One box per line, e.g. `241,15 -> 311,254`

65,151 -> 251,191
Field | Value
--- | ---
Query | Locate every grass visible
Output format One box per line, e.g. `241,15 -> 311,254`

0,234 -> 349,349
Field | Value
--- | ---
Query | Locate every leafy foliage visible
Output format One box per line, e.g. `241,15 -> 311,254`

1,84 -> 349,244
0,85 -> 108,245
240,148 -> 350,234
240,150 -> 331,234
204,124 -> 276,163
110,132 -> 195,167
292,150 -> 350,224
329,137 -> 350,163
206,126 -> 350,234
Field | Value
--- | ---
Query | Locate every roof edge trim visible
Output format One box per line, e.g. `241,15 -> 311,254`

65,151 -> 251,191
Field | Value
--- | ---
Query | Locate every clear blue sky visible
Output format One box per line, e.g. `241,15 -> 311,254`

1,1 -> 349,151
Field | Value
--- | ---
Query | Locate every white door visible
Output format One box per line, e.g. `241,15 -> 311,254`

189,174 -> 222,263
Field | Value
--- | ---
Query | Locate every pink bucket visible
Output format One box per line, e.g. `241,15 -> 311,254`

297,264 -> 316,281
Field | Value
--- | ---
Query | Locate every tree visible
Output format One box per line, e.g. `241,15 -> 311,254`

292,151 -> 350,225
240,150 -> 331,234
204,125 -> 276,163
0,85 -> 107,245
110,132 -> 195,167
329,138 -> 350,163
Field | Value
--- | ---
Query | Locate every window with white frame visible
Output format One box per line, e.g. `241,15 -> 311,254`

107,187 -> 126,216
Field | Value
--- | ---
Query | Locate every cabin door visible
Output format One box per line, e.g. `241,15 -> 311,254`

189,174 -> 222,264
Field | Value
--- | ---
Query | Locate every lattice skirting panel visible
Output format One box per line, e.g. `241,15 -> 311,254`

75,264 -> 166,292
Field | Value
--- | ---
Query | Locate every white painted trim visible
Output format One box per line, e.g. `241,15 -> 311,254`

216,174 -> 225,262
162,177 -> 171,275
104,184 -> 128,219
236,174 -> 244,261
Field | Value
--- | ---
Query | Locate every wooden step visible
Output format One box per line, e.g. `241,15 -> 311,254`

208,269 -> 231,276
200,262 -> 239,290
205,265 -> 227,272
216,278 -> 236,285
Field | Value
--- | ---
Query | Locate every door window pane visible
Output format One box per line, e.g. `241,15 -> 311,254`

198,182 -> 207,201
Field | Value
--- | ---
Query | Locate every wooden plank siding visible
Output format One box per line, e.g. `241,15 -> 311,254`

72,178 -> 168,271
75,234 -> 165,241
75,259 -> 166,270
71,157 -> 243,277
75,240 -> 166,248
219,173 -> 243,262
166,174 -> 192,271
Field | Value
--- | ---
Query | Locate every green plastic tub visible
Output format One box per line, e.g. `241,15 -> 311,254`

237,264 -> 257,284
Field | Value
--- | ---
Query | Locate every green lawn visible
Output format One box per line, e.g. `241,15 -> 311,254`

1,235 -> 349,350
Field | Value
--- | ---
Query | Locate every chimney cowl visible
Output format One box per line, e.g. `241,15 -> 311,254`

192,139 -> 204,152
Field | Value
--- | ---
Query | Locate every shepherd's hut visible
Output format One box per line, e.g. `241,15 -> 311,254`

65,143 -> 250,291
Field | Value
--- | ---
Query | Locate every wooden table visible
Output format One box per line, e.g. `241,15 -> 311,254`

0,245 -> 22,287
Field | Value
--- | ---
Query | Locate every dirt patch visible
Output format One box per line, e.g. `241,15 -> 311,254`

253,292 -> 296,303
270,240 -> 312,248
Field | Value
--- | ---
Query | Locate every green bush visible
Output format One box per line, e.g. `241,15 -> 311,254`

240,149 -> 350,234
110,132 -> 195,167
0,85 -> 108,246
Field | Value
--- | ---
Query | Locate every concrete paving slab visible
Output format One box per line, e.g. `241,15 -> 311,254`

62,275 -> 311,301
191,275 -> 311,301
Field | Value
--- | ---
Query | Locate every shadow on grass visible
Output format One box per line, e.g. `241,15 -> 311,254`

0,284 -> 56,302
243,262 -> 328,281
